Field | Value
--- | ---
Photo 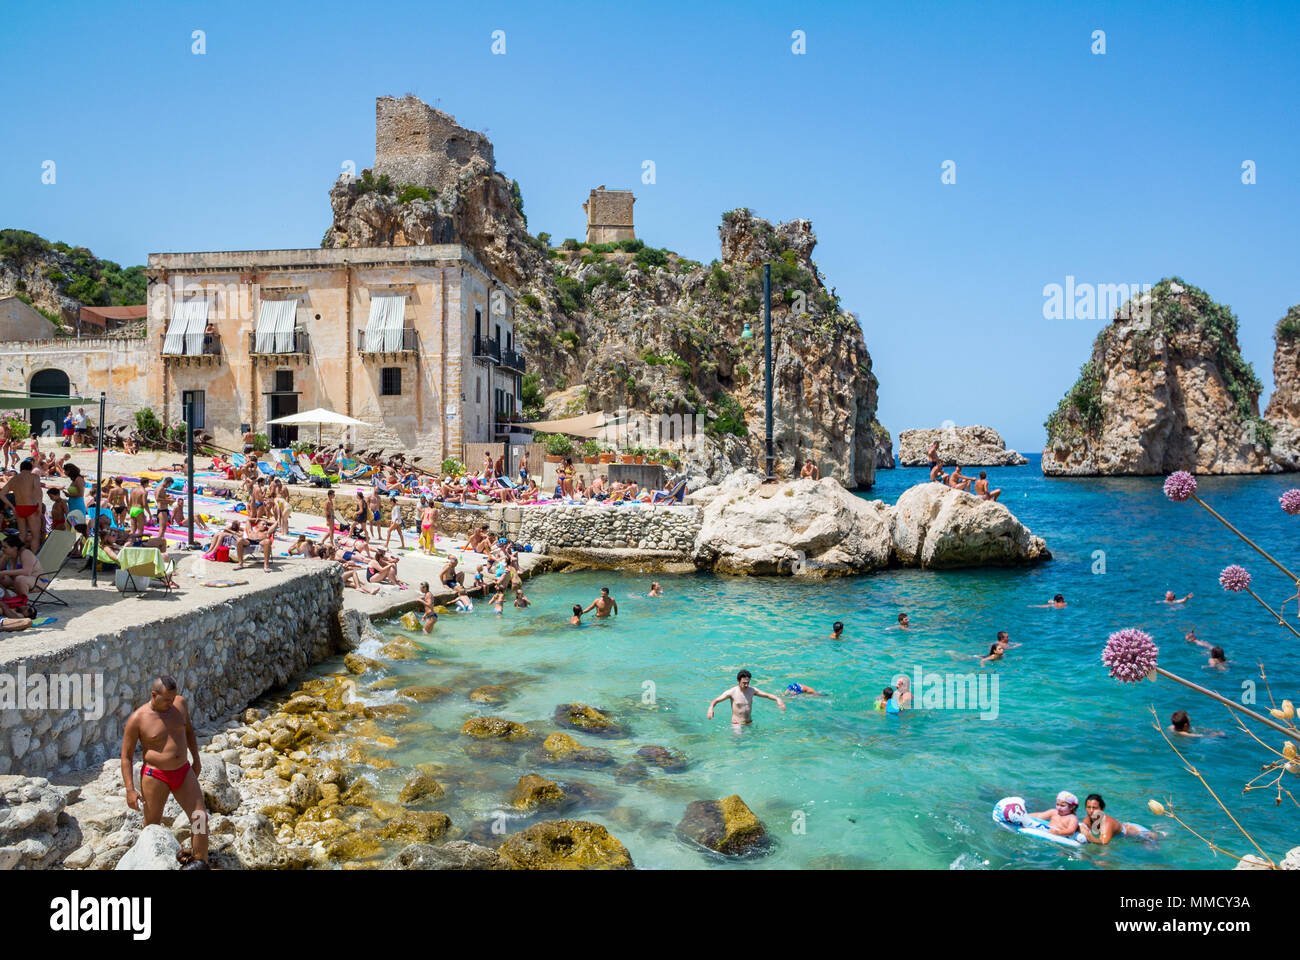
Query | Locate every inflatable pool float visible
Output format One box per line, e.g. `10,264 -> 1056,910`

993,796 -> 1151,847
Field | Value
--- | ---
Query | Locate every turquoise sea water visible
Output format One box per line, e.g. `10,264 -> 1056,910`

311,456 -> 1300,869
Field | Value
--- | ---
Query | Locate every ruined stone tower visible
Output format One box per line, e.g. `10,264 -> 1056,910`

584,186 -> 636,244
372,95 -> 495,194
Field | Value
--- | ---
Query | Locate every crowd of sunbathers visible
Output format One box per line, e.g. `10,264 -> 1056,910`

926,441 -> 1003,501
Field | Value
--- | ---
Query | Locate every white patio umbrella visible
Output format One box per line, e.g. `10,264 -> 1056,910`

266,407 -> 369,447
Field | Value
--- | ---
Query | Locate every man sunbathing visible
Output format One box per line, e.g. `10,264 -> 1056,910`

237,518 -> 277,572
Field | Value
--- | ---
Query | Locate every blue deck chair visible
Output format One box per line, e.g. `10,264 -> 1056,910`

651,477 -> 688,504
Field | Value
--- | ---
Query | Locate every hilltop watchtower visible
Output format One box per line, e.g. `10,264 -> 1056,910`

373,95 -> 495,195
584,186 -> 636,244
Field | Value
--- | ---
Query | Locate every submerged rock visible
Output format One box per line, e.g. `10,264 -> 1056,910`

634,745 -> 689,772
497,819 -> 634,870
379,811 -> 452,844
461,717 -> 534,741
384,840 -> 508,870
676,795 -> 769,857
553,703 -> 625,738
511,774 -> 567,811
469,684 -> 510,704
531,732 -> 616,768
397,685 -> 451,703
398,772 -> 446,804
890,484 -> 1049,568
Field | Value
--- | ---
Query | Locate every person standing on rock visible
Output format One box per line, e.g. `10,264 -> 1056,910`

121,675 -> 209,868
583,586 -> 618,619
707,669 -> 785,727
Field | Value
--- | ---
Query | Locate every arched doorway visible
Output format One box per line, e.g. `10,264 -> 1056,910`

29,368 -> 70,441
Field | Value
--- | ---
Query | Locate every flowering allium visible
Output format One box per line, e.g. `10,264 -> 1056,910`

1280,489 -> 1300,515
1219,565 -> 1251,593
1102,628 -> 1159,683
1163,471 -> 1197,502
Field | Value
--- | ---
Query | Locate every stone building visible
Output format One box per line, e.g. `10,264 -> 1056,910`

0,335 -> 152,436
584,186 -> 636,244
144,244 -> 522,459
372,95 -> 495,195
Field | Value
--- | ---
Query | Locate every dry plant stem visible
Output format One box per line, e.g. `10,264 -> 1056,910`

1154,667 -> 1299,742
1192,494 -> 1300,585
1151,709 -> 1276,867
1243,588 -> 1300,641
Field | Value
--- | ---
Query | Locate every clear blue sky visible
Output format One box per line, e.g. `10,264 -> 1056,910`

4,0 -> 1298,452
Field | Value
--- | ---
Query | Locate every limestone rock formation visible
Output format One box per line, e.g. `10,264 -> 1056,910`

676,794 -> 769,857
899,426 -> 1027,467
1265,306 -> 1300,470
693,476 -> 894,576
890,484 -> 1049,568
1042,279 -> 1276,475
384,840 -> 508,870
326,97 -> 880,487
114,824 -> 180,871
0,775 -> 83,869
873,422 -> 894,469
496,819 -> 634,870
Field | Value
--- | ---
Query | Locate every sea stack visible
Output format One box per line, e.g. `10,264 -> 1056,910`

1042,278 -> 1276,476
898,426 -> 1027,467
1264,305 -> 1300,470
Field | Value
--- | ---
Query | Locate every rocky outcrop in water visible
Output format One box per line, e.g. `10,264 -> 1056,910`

694,475 -> 893,576
692,477 -> 1047,574
899,426 -> 1027,467
1042,278 -> 1277,475
327,97 -> 880,487
676,795 -> 769,857
1265,306 -> 1300,470
873,421 -> 894,469
890,484 -> 1049,568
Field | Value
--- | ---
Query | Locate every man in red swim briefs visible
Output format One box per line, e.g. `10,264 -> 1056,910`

121,675 -> 209,867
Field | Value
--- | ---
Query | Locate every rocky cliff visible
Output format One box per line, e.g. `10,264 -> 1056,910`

898,425 -> 1027,467
1042,278 -> 1276,475
0,229 -> 147,329
326,99 -> 880,487
1265,306 -> 1300,470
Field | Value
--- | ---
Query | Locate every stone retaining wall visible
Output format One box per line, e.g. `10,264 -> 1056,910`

510,504 -> 701,556
0,565 -> 344,779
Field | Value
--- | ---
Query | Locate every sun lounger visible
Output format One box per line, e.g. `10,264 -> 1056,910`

29,529 -> 78,608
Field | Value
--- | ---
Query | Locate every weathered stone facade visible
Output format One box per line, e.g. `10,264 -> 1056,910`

373,96 -> 495,196
515,504 -> 700,558
145,245 -> 518,459
0,563 -> 344,779
584,186 -> 635,244
0,335 -> 152,434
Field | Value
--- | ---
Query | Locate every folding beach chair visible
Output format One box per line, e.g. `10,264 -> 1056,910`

651,477 -> 688,505
115,546 -> 176,597
28,529 -> 79,608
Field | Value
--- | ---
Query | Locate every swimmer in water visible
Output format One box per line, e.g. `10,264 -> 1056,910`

1030,594 -> 1067,608
1185,631 -> 1228,669
707,669 -> 785,726
897,613 -> 910,630
996,629 -> 1020,649
1077,794 -> 1153,844
418,582 -> 437,634
892,675 -> 913,709
1162,590 -> 1194,604
582,586 -> 618,619
513,590 -> 531,608
648,582 -> 662,597
569,604 -> 583,626
1169,709 -> 1225,738
979,643 -> 1004,666
876,686 -> 901,715
784,682 -> 825,696
489,588 -> 505,614
830,621 -> 844,640
1028,791 -> 1081,836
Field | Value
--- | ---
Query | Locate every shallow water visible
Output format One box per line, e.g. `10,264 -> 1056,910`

309,457 -> 1300,869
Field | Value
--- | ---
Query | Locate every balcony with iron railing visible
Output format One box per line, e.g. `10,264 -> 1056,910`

160,331 -> 222,361
357,327 -> 419,355
249,329 -> 311,357
499,346 -> 526,373
473,334 -> 500,364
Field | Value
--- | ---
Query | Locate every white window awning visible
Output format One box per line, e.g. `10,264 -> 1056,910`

164,300 -> 209,355
364,295 -> 406,352
255,299 -> 297,353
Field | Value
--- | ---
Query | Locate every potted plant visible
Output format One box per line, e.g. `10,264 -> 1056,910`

646,448 -> 662,465
581,439 -> 601,464
632,445 -> 646,465
599,445 -> 616,463
620,449 -> 635,464
545,433 -> 573,463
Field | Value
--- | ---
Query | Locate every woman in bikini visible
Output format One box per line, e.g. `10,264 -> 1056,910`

0,419 -> 12,470
0,534 -> 43,598
489,587 -> 506,614
419,498 -> 437,555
